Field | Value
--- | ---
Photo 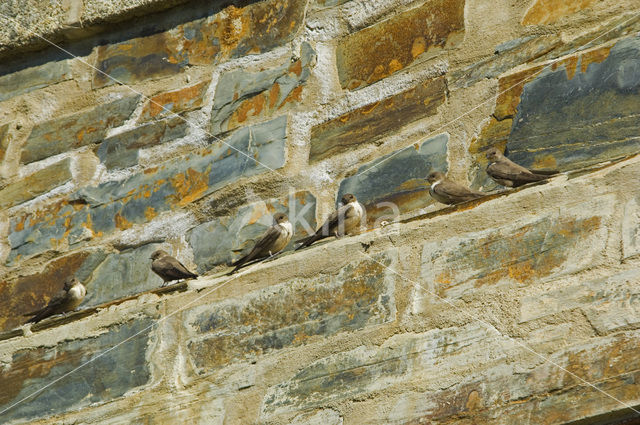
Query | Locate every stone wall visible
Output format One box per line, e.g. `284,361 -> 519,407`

0,0 -> 639,423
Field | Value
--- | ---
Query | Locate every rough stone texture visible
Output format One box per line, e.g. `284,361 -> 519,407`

421,196 -> 612,299
0,121 -> 11,165
310,77 -> 446,162
337,133 -> 448,225
188,191 -> 316,273
92,0 -> 306,88
21,96 -> 140,164
0,59 -> 71,102
139,80 -> 210,122
210,43 -> 315,134
0,318 -> 154,423
0,158 -> 72,209
623,196 -> 640,260
335,0 -> 464,90
522,0 -> 597,25
183,250 -> 396,372
97,117 -> 188,169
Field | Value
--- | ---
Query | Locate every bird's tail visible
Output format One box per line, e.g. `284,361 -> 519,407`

294,232 -> 326,250
530,169 -> 558,176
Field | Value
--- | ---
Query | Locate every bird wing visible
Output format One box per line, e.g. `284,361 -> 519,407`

488,160 -> 544,183
232,225 -> 282,267
436,180 -> 485,201
157,257 -> 198,280
297,204 -> 349,248
25,288 -> 68,322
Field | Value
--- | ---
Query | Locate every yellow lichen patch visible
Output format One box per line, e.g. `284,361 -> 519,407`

522,0 -> 597,26
144,207 -> 157,221
114,212 -> 133,230
411,37 -> 426,58
532,154 -> 557,169
170,167 -> 210,206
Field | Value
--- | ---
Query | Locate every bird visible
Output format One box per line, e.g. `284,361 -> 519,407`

230,212 -> 293,273
427,171 -> 486,205
150,249 -> 198,286
24,277 -> 87,323
486,147 -> 558,187
296,193 -> 365,250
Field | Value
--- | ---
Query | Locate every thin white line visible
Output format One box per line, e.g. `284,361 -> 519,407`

0,12 -> 288,179
354,11 -> 640,177
0,272 -> 245,416
360,251 -> 640,416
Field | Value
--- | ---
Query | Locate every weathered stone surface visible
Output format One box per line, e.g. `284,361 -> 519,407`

83,244 -> 165,308
188,191 -> 316,273
139,80 -> 210,122
0,318 -> 154,423
335,0 -> 464,90
262,323 -> 509,417
93,0 -> 306,88
623,196 -> 640,260
0,121 -> 12,164
522,0 -> 597,25
470,36 -> 640,186
310,77 -> 446,162
7,117 -> 287,264
210,43 -> 315,134
291,409 -> 343,425
421,197 -> 612,299
0,158 -> 72,209
0,250 -> 107,332
183,250 -> 397,373
97,117 -> 188,169
0,59 -> 71,102
315,0 -> 351,8
337,133 -> 448,225
21,96 -> 140,164
520,268 -> 640,333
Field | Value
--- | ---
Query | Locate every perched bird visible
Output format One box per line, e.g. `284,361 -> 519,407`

24,277 -> 87,323
486,147 -> 558,187
427,171 -> 485,205
296,193 -> 365,250
150,249 -> 198,286
230,212 -> 293,272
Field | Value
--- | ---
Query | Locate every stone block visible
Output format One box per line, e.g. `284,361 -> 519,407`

309,77 -> 446,162
0,121 -> 12,164
0,318 -> 154,423
337,133 -> 448,225
7,117 -> 287,264
139,80 -> 210,122
188,191 -> 316,273
183,250 -> 397,373
421,197 -> 612,299
96,117 -> 188,169
335,0 -> 464,90
0,158 -> 72,209
522,0 -> 597,25
210,43 -> 316,134
93,0 -> 305,88
21,96 -> 140,164
0,250 -> 107,332
0,59 -> 71,102
470,36 -> 640,186
623,196 -> 640,260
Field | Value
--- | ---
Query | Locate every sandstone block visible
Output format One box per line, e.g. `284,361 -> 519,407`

0,158 -> 72,209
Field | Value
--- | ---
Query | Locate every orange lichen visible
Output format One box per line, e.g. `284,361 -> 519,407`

114,212 -> 133,230
522,0 -> 597,26
170,167 -> 210,206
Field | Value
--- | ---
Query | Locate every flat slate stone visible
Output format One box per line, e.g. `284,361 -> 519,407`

21,96 -> 140,164
0,59 -> 71,102
188,191 -> 316,273
210,42 -> 315,134
183,250 -> 397,373
522,0 -> 596,25
0,158 -> 72,209
139,80 -> 210,122
310,77 -> 447,162
337,133 -> 448,224
335,0 -> 464,90
0,318 -> 154,423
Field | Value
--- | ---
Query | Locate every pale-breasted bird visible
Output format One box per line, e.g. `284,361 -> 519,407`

486,147 -> 558,187
150,249 -> 198,286
230,212 -> 293,273
427,171 -> 486,205
24,277 -> 87,323
296,193 -> 365,250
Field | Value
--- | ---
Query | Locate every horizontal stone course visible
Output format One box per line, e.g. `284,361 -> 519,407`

0,59 -> 71,102
0,158 -> 72,209
139,80 -> 210,122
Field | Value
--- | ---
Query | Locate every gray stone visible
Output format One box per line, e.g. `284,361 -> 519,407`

0,158 -> 72,209
188,191 -> 316,273
0,59 -> 71,102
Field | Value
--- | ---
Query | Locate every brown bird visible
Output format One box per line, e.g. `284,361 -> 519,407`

296,193 -> 365,250
427,171 -> 485,205
150,249 -> 198,286
486,147 -> 558,187
231,212 -> 293,272
25,277 -> 87,323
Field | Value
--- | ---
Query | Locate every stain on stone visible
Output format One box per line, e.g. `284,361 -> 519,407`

7,117 -> 287,265
0,158 -> 72,209
184,250 -> 397,372
139,80 -> 210,122
0,319 -> 154,423
93,0 -> 305,88
210,42 -> 315,134
522,0 -> 597,26
0,121 -> 11,164
335,0 -> 464,90
188,191 -> 316,273
21,96 -> 140,164
337,133 -> 448,225
310,77 -> 447,163
0,59 -> 71,102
